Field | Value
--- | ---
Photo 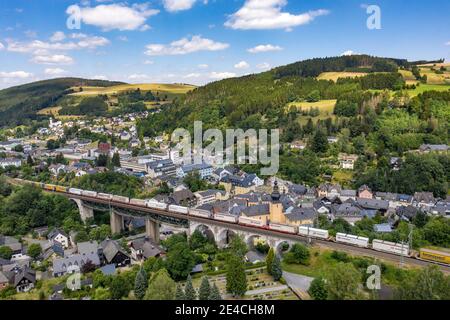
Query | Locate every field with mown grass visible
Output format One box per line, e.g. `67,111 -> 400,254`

317,72 -> 368,82
69,83 -> 196,97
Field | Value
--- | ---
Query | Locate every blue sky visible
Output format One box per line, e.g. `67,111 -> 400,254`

0,0 -> 449,89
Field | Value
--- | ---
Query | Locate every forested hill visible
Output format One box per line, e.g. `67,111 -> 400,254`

138,55 -> 444,135
0,78 -> 125,127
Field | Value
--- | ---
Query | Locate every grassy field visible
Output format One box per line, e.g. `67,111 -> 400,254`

332,170 -> 354,187
406,83 -> 450,96
287,99 -> 337,113
317,72 -> 368,82
36,106 -> 62,116
69,83 -> 197,97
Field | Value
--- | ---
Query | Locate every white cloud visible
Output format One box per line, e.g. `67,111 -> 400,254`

0,42 -> 4,50
184,73 -> 201,79
67,3 -> 159,31
117,36 -> 128,42
50,31 -> 66,42
145,35 -> 229,56
234,61 -> 250,69
0,71 -> 33,79
225,0 -> 329,31
44,68 -> 66,75
257,62 -> 271,70
31,54 -> 74,65
198,64 -> 209,69
93,75 -> 108,80
247,44 -> 283,53
163,0 -> 197,12
209,72 -> 236,80
446,41 -> 450,46
6,34 -> 109,53
143,60 -> 154,65
341,50 -> 360,56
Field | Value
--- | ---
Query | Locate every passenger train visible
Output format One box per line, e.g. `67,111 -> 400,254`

16,179 -> 450,266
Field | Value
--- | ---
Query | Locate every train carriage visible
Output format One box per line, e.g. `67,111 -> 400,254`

130,198 -> 147,207
188,208 -> 212,218
269,223 -> 298,234
336,233 -> 370,248
238,216 -> 266,228
44,184 -> 56,191
169,205 -> 189,215
372,239 -> 409,256
298,226 -> 329,240
82,190 -> 98,198
147,201 -> 168,211
112,195 -> 130,204
419,248 -> 450,265
97,193 -> 113,201
214,213 -> 238,224
68,188 -> 83,195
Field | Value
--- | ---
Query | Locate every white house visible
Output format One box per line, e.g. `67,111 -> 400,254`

48,229 -> 69,248
0,158 -> 22,169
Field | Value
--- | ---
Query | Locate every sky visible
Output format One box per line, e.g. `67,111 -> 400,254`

0,0 -> 449,89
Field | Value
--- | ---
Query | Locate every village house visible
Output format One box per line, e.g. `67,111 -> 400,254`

358,185 -> 373,199
0,158 -> 22,169
176,163 -> 214,179
99,239 -> 131,267
338,153 -> 359,170
52,253 -> 101,277
194,189 -> 228,205
129,237 -> 164,261
47,229 -> 70,248
169,189 -> 197,207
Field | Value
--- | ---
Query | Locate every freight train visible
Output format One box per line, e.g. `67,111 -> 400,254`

16,179 -> 449,266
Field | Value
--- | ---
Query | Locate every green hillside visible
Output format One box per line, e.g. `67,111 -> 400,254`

0,78 -> 125,126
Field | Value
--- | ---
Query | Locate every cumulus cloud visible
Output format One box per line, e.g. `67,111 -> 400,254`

209,71 -> 236,80
247,44 -> 283,53
225,0 -> 329,31
66,3 -> 159,31
44,68 -> 66,75
184,73 -> 201,79
50,31 -> 66,42
0,71 -> 33,79
6,34 -> 109,53
0,42 -> 4,50
31,54 -> 74,65
341,50 -> 360,56
234,61 -> 250,69
144,35 -> 229,56
163,0 -> 197,12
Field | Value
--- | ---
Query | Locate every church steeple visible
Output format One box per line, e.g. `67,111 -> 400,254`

271,180 -> 281,202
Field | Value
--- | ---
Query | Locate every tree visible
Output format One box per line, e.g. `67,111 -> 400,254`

110,275 -> 129,300
165,242 -> 196,281
175,284 -> 185,300
283,243 -> 311,265
189,230 -> 209,251
27,243 -> 42,259
134,268 -> 148,300
226,255 -> 247,297
96,154 -> 109,167
27,155 -> 34,166
81,260 -> 97,274
396,266 -> 450,300
93,287 -> 111,300
184,275 -> 197,300
228,235 -> 248,259
266,248 -> 275,275
309,128 -> 328,153
308,277 -> 328,300
0,246 -> 13,260
111,152 -> 121,167
145,269 -> 176,300
325,263 -> 362,300
306,90 -> 320,102
199,276 -> 211,300
209,283 -> 222,300
271,255 -> 282,281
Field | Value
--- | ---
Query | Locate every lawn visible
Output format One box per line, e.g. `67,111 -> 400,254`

69,83 -> 197,97
332,170 -> 354,187
317,72 -> 368,82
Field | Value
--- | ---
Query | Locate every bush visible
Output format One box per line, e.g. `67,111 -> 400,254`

283,244 -> 310,265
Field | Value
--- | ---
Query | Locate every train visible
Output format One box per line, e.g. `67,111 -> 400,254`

14,178 -> 450,266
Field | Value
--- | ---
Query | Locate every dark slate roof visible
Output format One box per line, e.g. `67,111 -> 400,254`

99,239 -> 129,263
340,189 -> 357,197
242,204 -> 270,217
13,267 -> 36,287
288,184 -> 307,195
99,264 -> 116,276
76,241 -> 99,255
396,206 -> 419,220
356,198 -> 389,211
285,207 -> 316,221
47,228 -> 68,240
375,192 -> 398,202
374,223 -> 393,233
414,192 -> 435,203
170,189 -> 195,204
130,238 -> 164,258
53,253 -> 100,274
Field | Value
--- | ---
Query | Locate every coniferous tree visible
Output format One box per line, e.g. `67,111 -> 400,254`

184,275 -> 197,300
111,152 -> 121,167
198,276 -> 211,300
271,255 -> 282,281
175,284 -> 185,300
134,267 -> 148,300
226,255 -> 247,297
209,283 -> 222,300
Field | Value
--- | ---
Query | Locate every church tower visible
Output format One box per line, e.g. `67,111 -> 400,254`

269,181 -> 285,224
